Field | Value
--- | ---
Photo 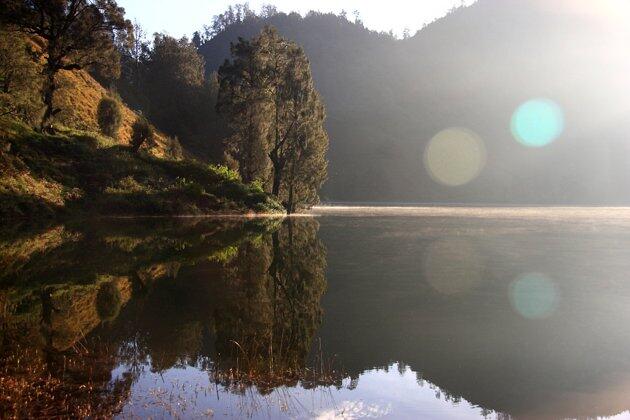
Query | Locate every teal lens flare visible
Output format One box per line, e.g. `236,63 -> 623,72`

511,99 -> 564,147
509,273 -> 559,320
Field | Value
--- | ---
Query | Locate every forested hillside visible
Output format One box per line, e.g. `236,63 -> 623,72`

0,2 -> 283,220
195,0 -> 630,204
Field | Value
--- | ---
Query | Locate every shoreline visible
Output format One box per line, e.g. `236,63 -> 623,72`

7,205 -> 630,226
309,205 -> 630,221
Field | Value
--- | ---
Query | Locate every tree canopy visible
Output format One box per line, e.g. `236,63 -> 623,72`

218,26 -> 328,212
0,0 -> 131,130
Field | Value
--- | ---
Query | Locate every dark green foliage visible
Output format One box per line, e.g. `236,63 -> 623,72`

142,35 -> 205,141
218,27 -> 328,213
96,96 -> 122,138
0,0 -> 131,130
116,33 -> 228,162
96,281 -> 122,321
217,35 -> 270,183
0,119 -> 283,220
131,116 -> 153,152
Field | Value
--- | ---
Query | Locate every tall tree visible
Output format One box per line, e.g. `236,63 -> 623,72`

0,0 -> 131,131
117,20 -> 149,110
261,28 -> 328,211
217,36 -> 272,183
144,34 -> 205,136
218,27 -> 328,212
142,34 -> 226,161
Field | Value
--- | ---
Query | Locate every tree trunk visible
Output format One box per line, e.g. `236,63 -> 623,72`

287,182 -> 295,215
271,156 -> 283,197
40,67 -> 58,132
271,81 -> 282,196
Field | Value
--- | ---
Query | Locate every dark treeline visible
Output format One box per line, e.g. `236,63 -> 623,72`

114,27 -> 227,161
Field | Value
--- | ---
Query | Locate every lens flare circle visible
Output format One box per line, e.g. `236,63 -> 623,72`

509,273 -> 559,320
511,99 -> 564,147
424,128 -> 487,187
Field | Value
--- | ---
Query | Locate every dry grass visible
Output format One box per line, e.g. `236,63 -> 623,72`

211,339 -> 344,395
23,35 -> 176,160
0,123 -> 79,213
56,69 -> 176,160
0,347 -> 131,419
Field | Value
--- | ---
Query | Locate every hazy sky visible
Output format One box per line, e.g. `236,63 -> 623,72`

117,0 -> 476,39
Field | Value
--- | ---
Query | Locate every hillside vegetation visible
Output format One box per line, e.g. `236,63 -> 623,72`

0,118 -> 282,220
0,23 -> 283,221
17,35 -> 181,160
55,69 -> 177,158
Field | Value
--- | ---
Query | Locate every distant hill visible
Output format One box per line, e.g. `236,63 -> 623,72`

198,0 -> 630,204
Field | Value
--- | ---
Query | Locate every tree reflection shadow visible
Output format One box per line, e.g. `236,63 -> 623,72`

0,217 -> 334,417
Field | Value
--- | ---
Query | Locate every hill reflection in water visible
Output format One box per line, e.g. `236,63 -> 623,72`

2,209 -> 630,418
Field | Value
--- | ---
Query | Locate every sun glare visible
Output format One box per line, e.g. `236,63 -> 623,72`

536,0 -> 630,22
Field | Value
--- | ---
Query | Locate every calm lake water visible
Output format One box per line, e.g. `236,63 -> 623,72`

3,208 -> 630,419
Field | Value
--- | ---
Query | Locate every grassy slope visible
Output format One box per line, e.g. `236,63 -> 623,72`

0,119 -> 283,220
54,69 -> 176,159
1,40 -> 283,220
24,36 -> 177,158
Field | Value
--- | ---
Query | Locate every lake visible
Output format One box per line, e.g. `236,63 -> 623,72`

2,207 -> 630,419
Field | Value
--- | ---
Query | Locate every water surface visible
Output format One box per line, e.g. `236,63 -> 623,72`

3,208 -> 630,418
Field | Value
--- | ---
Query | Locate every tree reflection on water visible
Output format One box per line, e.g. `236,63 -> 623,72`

4,213 -> 630,419
0,217 -> 333,418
